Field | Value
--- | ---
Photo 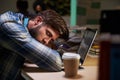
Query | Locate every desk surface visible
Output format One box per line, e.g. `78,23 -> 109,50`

22,55 -> 99,80
23,66 -> 98,80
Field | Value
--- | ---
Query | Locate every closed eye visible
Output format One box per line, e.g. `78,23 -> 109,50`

46,29 -> 52,37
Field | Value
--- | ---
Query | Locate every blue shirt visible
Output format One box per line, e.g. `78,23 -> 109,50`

0,11 -> 62,80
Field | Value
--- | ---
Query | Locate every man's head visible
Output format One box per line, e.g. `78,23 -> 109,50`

33,0 -> 46,14
27,9 -> 69,45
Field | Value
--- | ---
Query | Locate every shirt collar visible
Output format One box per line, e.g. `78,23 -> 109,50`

23,18 -> 29,28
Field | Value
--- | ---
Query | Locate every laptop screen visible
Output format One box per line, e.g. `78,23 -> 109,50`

77,28 -> 97,65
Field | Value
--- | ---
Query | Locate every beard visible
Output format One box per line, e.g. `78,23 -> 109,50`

29,28 -> 37,38
29,28 -> 46,45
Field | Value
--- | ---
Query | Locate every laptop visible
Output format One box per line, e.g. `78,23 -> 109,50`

60,28 -> 98,69
76,28 -> 98,67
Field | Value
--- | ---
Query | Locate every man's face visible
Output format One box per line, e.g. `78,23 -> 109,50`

35,25 -> 59,46
28,16 -> 59,46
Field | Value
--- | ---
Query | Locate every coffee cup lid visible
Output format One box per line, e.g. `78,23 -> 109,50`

62,52 -> 80,59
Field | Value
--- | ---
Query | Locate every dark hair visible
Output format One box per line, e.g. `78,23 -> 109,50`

33,0 -> 46,13
16,0 -> 28,11
30,9 -> 69,40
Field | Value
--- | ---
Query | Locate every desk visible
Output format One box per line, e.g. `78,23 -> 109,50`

22,55 -> 99,80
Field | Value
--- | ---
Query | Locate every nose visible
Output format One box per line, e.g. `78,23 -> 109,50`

44,38 -> 52,45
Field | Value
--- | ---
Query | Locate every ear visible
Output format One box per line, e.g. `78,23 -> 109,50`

35,16 -> 43,25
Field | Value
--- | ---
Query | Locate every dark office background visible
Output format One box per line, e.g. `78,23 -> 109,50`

0,0 -> 120,26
